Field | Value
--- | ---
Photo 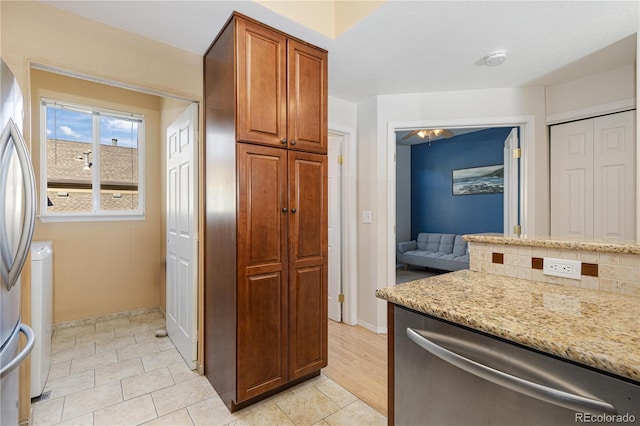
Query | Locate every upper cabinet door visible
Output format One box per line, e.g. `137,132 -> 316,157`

287,40 -> 328,154
236,18 -> 287,147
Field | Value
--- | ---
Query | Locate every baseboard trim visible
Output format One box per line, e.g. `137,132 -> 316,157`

53,306 -> 163,330
358,319 -> 388,335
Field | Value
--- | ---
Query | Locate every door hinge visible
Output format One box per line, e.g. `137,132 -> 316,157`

338,155 -> 344,165
513,224 -> 522,235
513,148 -> 521,159
338,294 -> 345,303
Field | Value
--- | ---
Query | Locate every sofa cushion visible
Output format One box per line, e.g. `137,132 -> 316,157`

416,233 -> 428,251
452,235 -> 468,256
418,233 -> 456,254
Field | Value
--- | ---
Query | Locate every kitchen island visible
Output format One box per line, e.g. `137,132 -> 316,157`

377,269 -> 639,382
376,236 -> 640,424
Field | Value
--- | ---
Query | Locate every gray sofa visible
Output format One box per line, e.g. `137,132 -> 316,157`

397,233 -> 469,272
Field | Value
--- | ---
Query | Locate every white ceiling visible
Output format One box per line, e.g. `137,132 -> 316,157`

42,1 -> 639,103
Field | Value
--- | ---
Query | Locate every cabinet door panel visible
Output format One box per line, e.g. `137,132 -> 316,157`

289,265 -> 327,379
236,18 -> 287,147
237,144 -> 288,401
288,152 -> 328,264
288,151 -> 328,379
237,144 -> 288,274
237,272 -> 288,401
288,40 -> 327,154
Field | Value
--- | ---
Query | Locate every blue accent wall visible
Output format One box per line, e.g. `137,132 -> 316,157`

410,127 -> 513,238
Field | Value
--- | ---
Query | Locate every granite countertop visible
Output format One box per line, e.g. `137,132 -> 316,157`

376,269 -> 640,383
463,233 -> 640,254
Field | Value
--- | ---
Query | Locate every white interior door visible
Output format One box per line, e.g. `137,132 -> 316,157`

327,134 -> 343,322
166,103 -> 198,369
551,111 -> 636,240
503,128 -> 519,234
550,119 -> 594,238
593,111 -> 636,240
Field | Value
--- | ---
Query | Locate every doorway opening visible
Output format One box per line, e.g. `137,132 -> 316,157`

387,116 -> 535,288
394,126 -> 520,283
28,61 -> 200,369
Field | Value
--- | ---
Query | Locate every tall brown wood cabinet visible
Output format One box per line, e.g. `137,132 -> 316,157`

204,12 -> 328,412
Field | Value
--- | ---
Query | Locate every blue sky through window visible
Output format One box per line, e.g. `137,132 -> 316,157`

46,107 -> 139,148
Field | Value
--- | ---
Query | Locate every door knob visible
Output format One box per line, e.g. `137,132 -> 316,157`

290,140 -> 296,145
281,138 -> 287,145
282,207 -> 288,212
291,208 -> 297,213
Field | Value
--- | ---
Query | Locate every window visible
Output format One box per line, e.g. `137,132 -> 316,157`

40,99 -> 144,221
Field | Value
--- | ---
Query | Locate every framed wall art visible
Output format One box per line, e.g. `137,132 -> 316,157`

452,165 -> 504,195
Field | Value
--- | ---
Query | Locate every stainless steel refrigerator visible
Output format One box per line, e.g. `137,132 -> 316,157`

0,58 -> 36,426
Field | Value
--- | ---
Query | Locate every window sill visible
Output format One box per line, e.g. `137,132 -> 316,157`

38,213 -> 145,223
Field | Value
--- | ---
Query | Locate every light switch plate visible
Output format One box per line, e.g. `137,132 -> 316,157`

362,210 -> 373,224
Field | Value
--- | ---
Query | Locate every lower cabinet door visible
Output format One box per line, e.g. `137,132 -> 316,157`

236,143 -> 289,402
289,265 -> 328,379
288,151 -> 328,379
237,272 -> 288,402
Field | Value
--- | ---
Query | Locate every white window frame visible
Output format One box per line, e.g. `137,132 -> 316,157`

39,98 -> 145,222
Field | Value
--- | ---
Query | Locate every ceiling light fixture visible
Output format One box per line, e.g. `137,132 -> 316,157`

401,129 -> 455,146
483,50 -> 507,67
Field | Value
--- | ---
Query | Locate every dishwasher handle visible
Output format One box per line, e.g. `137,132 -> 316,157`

407,327 -> 618,416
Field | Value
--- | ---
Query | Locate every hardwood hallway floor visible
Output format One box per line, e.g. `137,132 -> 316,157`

323,320 -> 388,417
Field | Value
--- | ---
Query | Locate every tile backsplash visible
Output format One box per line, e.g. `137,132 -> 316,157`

469,242 -> 640,297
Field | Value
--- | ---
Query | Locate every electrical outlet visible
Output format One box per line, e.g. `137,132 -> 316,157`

543,257 -> 581,280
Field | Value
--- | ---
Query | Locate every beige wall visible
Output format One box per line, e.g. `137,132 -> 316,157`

256,0 -> 384,38
31,70 -> 164,323
2,1 -> 202,323
545,64 -> 636,122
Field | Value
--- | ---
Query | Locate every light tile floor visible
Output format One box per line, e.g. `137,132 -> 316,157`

31,311 -> 387,426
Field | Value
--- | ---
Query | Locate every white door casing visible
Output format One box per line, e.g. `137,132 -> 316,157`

327,134 -> 343,322
550,111 -> 635,240
166,103 -> 198,369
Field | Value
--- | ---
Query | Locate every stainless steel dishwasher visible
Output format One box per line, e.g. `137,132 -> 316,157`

395,306 -> 640,425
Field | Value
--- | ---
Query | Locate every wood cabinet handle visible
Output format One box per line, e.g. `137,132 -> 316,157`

282,207 -> 288,212
281,138 -> 287,144
290,140 -> 296,145
291,208 -> 297,213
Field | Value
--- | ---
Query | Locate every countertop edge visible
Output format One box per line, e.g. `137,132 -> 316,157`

462,234 -> 640,254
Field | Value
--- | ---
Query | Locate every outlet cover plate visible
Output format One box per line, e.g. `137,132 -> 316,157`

543,257 -> 581,280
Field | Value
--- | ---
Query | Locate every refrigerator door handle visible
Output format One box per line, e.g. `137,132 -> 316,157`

0,117 -> 36,291
406,327 -> 618,416
0,323 -> 35,379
